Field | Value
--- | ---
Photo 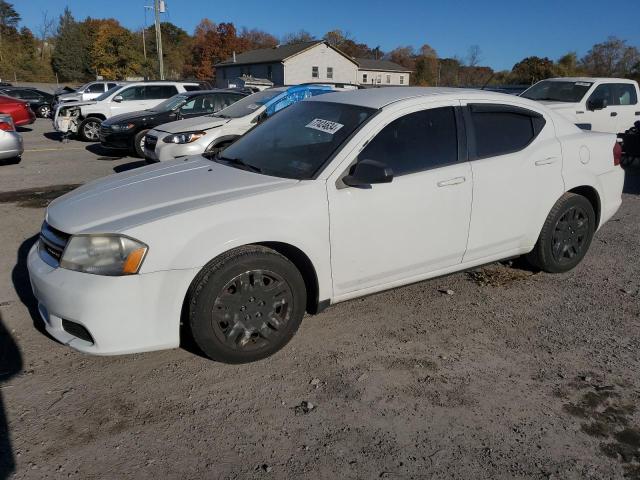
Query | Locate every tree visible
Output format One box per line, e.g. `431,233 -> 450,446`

185,19 -> 240,79
52,9 -> 92,81
388,46 -> 415,71
37,11 -> 55,60
238,27 -> 278,50
281,30 -> 314,45
90,19 -> 143,79
413,44 -> 438,85
556,52 -> 580,76
511,56 -> 556,84
0,0 -> 19,29
466,45 -> 482,67
581,36 -> 640,77
142,22 -> 192,79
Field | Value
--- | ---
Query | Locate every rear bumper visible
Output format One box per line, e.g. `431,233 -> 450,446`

0,131 -> 23,159
598,167 -> 625,228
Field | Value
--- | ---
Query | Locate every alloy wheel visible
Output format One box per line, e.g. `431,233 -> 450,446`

83,121 -> 100,141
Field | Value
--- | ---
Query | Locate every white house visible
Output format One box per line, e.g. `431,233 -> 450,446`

215,41 -> 412,88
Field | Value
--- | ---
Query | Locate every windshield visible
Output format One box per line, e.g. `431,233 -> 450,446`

95,85 -> 124,102
521,80 -> 593,103
213,89 -> 283,118
149,94 -> 189,112
216,101 -> 376,180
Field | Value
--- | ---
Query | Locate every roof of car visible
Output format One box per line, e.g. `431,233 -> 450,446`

542,77 -> 637,83
306,87 -> 524,109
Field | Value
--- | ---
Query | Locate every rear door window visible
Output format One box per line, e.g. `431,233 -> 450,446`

145,85 -> 178,100
614,84 -> 638,105
183,84 -> 201,92
468,105 -> 545,159
86,83 -> 105,93
118,86 -> 146,101
359,107 -> 458,176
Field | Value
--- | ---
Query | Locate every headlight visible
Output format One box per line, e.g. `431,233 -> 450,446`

60,235 -> 148,276
110,123 -> 135,131
163,131 -> 206,144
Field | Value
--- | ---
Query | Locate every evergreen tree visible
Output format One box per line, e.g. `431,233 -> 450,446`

51,8 -> 91,81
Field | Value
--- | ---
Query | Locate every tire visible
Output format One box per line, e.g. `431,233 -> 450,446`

78,117 -> 102,142
133,129 -> 149,158
188,245 -> 307,363
37,104 -> 51,118
526,193 -> 596,273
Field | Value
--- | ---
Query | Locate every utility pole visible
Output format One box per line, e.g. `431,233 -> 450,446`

154,0 -> 164,80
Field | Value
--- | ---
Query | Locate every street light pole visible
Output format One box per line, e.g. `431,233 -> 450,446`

154,0 -> 164,80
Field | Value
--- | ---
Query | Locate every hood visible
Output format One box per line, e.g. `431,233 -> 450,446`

536,101 -> 579,110
57,99 -> 97,109
103,109 -> 164,126
155,115 -> 228,134
57,92 -> 82,101
46,157 -> 298,233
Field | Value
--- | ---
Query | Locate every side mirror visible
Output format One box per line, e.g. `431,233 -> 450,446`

587,98 -> 606,111
343,159 -> 393,188
113,95 -> 123,103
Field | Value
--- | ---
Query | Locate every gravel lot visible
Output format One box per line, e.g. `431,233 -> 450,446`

1,119 -> 640,480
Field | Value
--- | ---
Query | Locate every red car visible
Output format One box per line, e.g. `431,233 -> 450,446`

0,94 -> 36,126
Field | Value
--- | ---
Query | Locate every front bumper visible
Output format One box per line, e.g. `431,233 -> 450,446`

27,244 -> 198,355
99,128 -> 134,150
0,131 -> 23,159
144,130 -> 207,162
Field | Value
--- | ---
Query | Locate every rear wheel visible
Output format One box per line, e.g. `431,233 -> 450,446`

526,193 -> 596,273
78,117 -> 101,142
133,129 -> 149,158
188,246 -> 307,363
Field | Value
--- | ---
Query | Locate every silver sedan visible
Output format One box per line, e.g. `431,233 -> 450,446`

0,114 -> 24,160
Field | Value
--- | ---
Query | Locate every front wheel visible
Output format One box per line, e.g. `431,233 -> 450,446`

37,104 -> 51,118
526,193 -> 596,273
188,246 -> 307,363
133,129 -> 149,158
78,117 -> 101,142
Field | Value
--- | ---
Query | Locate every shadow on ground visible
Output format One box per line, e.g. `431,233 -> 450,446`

0,156 -> 21,166
0,311 -> 23,478
11,235 -> 47,336
85,144 -> 126,161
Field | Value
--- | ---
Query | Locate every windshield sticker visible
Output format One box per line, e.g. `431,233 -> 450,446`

246,103 -> 260,110
306,118 -> 344,134
575,82 -> 592,87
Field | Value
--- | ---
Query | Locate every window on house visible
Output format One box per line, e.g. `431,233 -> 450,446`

362,73 -> 368,83
377,74 -> 381,84
386,74 -> 391,84
327,67 -> 333,79
312,66 -> 319,79
400,75 -> 404,85
267,65 -> 273,80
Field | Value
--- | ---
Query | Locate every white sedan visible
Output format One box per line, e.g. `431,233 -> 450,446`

28,87 -> 624,363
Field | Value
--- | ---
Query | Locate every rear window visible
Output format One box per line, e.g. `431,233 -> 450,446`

183,84 -> 202,92
469,105 -> 545,159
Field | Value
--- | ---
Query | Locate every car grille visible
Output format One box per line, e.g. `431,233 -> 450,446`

100,125 -> 111,138
39,222 -> 70,266
145,134 -> 157,152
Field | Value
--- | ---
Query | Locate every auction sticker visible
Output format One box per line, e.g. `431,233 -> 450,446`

306,118 -> 344,134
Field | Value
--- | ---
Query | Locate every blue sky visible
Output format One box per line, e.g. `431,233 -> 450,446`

15,0 -> 640,71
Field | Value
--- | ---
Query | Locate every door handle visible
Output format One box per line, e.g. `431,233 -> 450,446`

535,157 -> 559,166
437,176 -> 466,187
610,112 -> 618,117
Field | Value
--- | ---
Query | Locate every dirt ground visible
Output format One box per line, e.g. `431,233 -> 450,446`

1,119 -> 640,480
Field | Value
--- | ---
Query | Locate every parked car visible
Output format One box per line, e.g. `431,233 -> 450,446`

53,81 -> 202,141
0,87 -> 54,117
144,84 -> 336,162
0,114 -> 23,160
27,87 -> 624,363
55,81 -> 123,104
0,95 -> 36,127
99,89 -> 248,157
521,77 -> 640,133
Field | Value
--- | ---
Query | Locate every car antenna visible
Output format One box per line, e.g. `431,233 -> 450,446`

480,73 -> 495,90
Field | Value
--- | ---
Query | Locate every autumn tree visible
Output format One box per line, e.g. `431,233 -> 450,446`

581,36 -> 640,77
281,30 -> 314,45
387,46 -> 416,71
90,19 -> 142,79
186,19 -> 240,79
556,52 -> 580,76
237,27 -> 278,50
511,56 -> 556,84
413,44 -> 438,85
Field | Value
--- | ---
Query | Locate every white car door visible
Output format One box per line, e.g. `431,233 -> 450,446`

327,102 -> 473,297
582,83 -> 618,133
82,83 -> 107,101
461,102 -> 564,262
110,85 -> 148,116
612,83 -> 640,133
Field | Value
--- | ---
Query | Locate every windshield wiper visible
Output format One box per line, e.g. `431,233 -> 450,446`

211,153 -> 263,173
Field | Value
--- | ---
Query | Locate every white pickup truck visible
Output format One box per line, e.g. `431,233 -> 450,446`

521,77 -> 640,134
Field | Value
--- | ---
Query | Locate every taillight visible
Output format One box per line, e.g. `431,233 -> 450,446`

0,120 -> 14,131
613,142 -> 622,166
